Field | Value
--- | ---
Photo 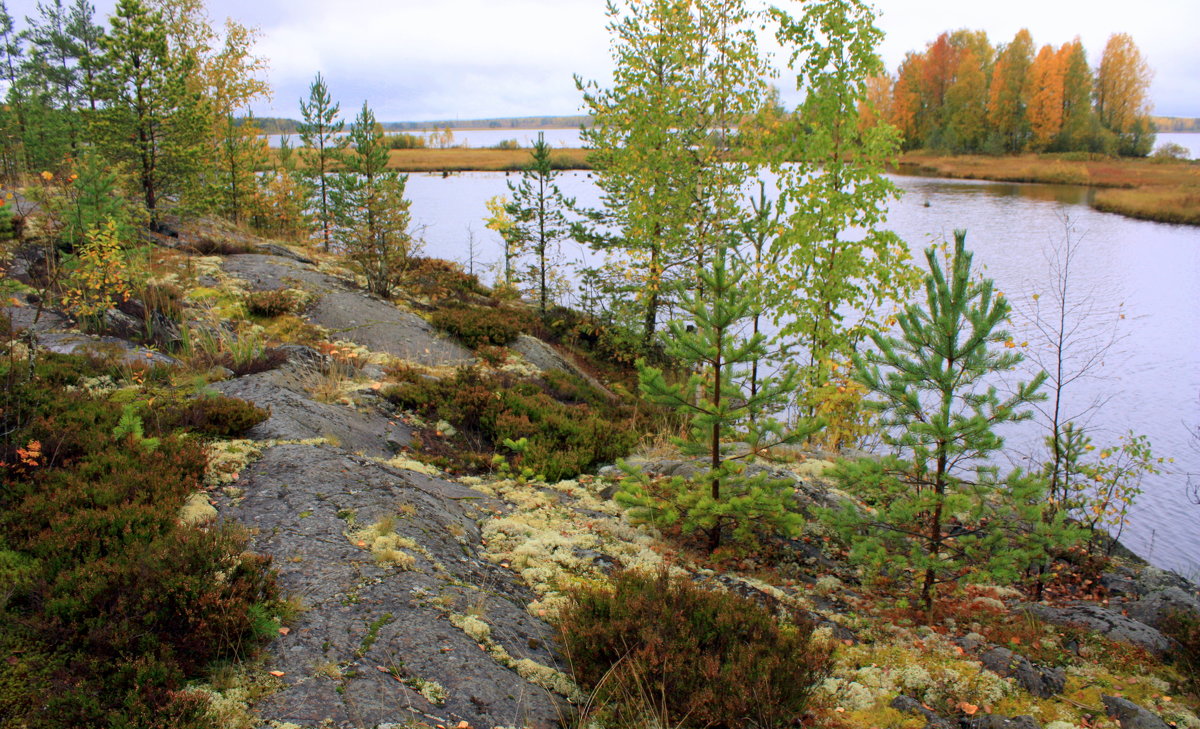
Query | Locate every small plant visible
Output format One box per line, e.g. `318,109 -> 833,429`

59,218 -> 133,332
1162,609 -> 1200,695
112,403 -> 160,452
559,568 -> 833,728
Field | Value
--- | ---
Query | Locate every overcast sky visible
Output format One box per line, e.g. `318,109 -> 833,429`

6,0 -> 1198,121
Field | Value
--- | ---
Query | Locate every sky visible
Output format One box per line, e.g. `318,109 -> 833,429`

6,0 -> 1199,122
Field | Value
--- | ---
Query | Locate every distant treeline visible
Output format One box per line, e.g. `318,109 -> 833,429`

243,115 -> 593,136
868,29 -> 1157,156
1154,117 -> 1200,133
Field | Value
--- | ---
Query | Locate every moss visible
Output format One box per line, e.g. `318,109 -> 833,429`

350,521 -> 420,570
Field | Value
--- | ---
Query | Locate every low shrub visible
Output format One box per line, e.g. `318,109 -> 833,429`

244,288 -> 303,318
382,365 -> 638,480
429,303 -> 532,349
0,353 -> 279,727
158,393 -> 270,437
404,257 -> 489,303
559,568 -> 833,728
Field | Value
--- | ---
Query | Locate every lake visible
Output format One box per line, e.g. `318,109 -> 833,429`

402,169 -> 1200,578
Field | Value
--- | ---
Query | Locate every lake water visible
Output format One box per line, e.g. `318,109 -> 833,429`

402,169 -> 1200,578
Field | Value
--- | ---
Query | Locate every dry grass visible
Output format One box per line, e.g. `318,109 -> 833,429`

897,151 -> 1200,224
271,147 -> 590,172
1093,187 -> 1200,225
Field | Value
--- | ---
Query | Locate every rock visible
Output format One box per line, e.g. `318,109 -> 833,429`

961,715 -> 1041,729
221,444 -> 565,729
1,300 -> 68,333
38,331 -> 180,367
1022,602 -> 1173,657
1125,586 -> 1200,630
308,290 -> 474,367
890,694 -> 956,729
1102,695 -> 1172,729
979,646 -> 1065,698
212,356 -> 411,458
257,243 -> 315,264
221,253 -> 342,292
509,334 -> 612,395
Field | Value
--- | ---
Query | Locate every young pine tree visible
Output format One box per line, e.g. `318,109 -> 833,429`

828,231 -> 1060,620
505,132 -> 574,315
331,102 -> 412,298
619,243 -> 822,553
298,72 -> 347,250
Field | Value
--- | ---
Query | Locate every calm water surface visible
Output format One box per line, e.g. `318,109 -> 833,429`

404,170 -> 1200,577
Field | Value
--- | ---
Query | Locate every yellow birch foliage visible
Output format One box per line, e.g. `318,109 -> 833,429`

60,219 -> 132,325
1027,44 -> 1065,150
1096,33 -> 1153,134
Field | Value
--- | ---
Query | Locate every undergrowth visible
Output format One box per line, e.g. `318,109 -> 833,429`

0,351 -> 280,727
382,364 -> 640,480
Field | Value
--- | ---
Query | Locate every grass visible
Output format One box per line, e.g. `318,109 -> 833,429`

896,151 -> 1200,225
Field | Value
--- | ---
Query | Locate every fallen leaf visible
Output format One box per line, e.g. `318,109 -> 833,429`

834,707 -> 845,713
959,702 -> 979,716
268,670 -> 285,677
457,722 -> 470,729
278,627 -> 290,636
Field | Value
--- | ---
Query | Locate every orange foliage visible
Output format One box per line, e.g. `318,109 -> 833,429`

1027,44 -> 1065,150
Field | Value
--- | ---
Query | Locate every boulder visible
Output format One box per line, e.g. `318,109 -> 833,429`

961,716 -> 1041,729
1022,602 -> 1173,657
890,694 -> 956,729
1125,586 -> 1200,631
510,334 -> 612,395
1102,695 -> 1173,729
979,646 -> 1065,698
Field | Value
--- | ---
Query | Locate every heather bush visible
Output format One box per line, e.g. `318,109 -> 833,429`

429,303 -> 533,348
383,365 -> 638,480
157,392 -> 270,437
0,353 -> 279,727
244,287 -> 304,318
559,568 -> 833,728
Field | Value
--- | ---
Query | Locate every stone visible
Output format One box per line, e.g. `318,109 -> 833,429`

961,715 -> 1042,729
509,334 -> 612,395
1125,587 -> 1200,631
979,646 -> 1065,698
1022,602 -> 1173,656
890,694 -> 956,729
1102,695 -> 1172,729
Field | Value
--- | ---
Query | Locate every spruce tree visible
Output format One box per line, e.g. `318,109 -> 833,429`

298,72 -> 346,250
505,132 -> 574,315
828,231 -> 1054,620
618,243 -> 822,552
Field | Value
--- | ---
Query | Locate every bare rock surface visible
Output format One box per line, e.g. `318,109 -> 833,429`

308,290 -> 474,367
510,334 -> 611,394
211,347 -> 411,458
221,444 -> 566,729
222,253 -> 344,292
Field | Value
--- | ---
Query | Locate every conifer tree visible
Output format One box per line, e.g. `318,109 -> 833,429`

827,231 -> 1054,620
331,102 -> 412,298
91,0 -> 204,225
505,132 -> 574,315
618,243 -> 822,553
298,72 -> 346,250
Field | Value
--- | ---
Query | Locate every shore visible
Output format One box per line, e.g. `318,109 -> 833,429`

284,147 -> 1200,226
895,151 -> 1200,225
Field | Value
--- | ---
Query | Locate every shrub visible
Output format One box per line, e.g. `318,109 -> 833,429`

429,304 -> 532,348
158,393 -> 270,437
559,568 -> 833,728
403,256 -> 488,303
0,353 -> 279,727
244,288 -> 303,318
382,366 -> 638,480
